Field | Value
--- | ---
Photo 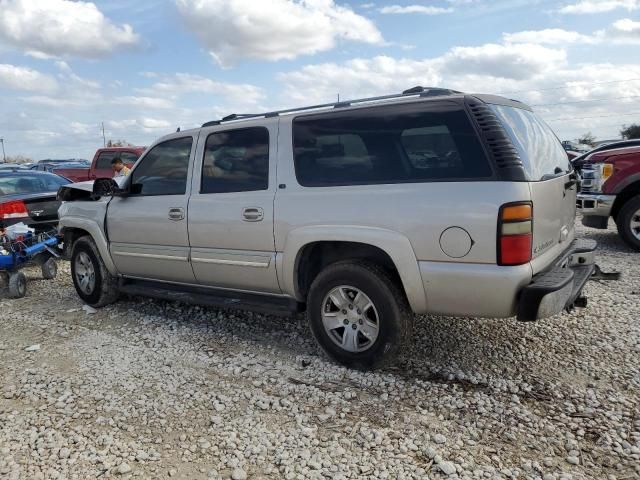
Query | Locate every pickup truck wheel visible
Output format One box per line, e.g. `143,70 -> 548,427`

71,236 -> 119,307
307,261 -> 413,369
616,195 -> 640,251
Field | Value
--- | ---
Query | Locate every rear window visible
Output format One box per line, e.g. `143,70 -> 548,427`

490,105 -> 570,181
293,103 -> 492,187
95,152 -> 116,170
0,174 -> 70,196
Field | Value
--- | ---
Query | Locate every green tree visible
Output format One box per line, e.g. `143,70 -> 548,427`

106,139 -> 133,147
577,132 -> 596,146
620,124 -> 640,140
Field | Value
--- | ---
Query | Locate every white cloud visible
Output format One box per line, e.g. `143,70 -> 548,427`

379,5 -> 453,14
504,28 -> 595,45
559,0 -> 639,14
113,96 -> 174,109
175,0 -> 383,66
141,73 -> 265,105
0,0 -> 139,58
0,63 -> 58,93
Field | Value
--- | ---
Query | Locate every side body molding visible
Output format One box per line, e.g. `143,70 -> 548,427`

278,225 -> 428,314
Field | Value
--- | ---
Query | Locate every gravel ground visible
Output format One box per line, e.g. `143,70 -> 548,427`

1,221 -> 638,480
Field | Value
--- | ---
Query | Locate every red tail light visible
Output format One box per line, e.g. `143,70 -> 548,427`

498,202 -> 532,266
0,200 -> 29,220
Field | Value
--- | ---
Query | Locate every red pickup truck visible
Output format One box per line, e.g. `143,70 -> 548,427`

53,147 -> 145,182
576,144 -> 640,250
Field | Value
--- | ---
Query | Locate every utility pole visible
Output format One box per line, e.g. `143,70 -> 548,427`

101,122 -> 106,147
0,138 -> 6,163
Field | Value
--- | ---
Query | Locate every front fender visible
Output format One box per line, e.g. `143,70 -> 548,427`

58,202 -> 116,275
279,225 -> 428,314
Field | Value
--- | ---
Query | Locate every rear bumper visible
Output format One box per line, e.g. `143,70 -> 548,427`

576,193 -> 615,217
517,238 -> 597,322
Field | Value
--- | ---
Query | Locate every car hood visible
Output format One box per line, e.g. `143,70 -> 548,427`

57,180 -> 95,201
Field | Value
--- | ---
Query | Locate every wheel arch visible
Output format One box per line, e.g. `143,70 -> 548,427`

279,226 -> 427,314
611,179 -> 640,221
60,217 -> 117,275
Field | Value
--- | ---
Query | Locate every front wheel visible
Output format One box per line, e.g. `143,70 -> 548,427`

307,261 -> 413,369
70,236 -> 120,307
616,195 -> 640,251
8,272 -> 27,298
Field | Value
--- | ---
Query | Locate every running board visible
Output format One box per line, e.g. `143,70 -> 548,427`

120,279 -> 303,316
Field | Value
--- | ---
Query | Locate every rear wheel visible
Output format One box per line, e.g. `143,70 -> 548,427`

616,195 -> 640,251
8,272 -> 27,298
71,236 -> 119,307
307,261 -> 412,369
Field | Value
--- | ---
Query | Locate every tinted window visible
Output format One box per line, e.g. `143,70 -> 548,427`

293,103 -> 491,187
201,127 -> 269,194
0,174 -> 70,196
130,137 -> 193,196
120,151 -> 140,166
95,152 -> 116,170
490,105 -> 570,181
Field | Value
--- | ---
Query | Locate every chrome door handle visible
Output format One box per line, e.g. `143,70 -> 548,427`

168,207 -> 185,221
242,207 -> 264,222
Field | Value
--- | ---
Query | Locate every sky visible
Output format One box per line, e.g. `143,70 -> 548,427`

0,0 -> 639,160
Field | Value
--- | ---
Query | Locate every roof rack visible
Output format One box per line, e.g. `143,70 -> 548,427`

202,86 -> 463,127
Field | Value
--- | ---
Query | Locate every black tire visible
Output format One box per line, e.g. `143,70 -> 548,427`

307,261 -> 413,369
70,236 -> 119,307
41,258 -> 58,280
8,272 -> 27,299
616,195 -> 640,251
0,272 -> 9,287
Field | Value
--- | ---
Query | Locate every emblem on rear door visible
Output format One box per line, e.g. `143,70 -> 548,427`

31,210 -> 44,216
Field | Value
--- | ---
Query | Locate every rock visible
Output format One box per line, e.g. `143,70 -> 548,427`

438,461 -> 456,475
433,434 -> 447,444
58,448 -> 70,459
567,456 -> 580,465
168,469 -> 177,477
231,468 -> 247,480
116,463 -> 132,475
24,344 -> 40,352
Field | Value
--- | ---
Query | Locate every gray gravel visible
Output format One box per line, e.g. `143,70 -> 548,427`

1,220 -> 638,480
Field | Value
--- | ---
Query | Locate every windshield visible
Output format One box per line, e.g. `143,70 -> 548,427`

490,105 -> 571,181
0,174 -> 71,196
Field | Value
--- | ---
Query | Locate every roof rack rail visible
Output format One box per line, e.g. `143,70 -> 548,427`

201,86 -> 463,128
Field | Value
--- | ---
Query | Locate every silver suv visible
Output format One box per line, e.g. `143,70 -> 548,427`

58,87 -> 597,368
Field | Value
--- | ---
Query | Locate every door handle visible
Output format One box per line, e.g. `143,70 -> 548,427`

242,207 -> 264,222
168,207 -> 185,221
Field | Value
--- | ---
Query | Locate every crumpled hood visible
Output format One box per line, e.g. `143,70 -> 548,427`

57,180 -> 95,201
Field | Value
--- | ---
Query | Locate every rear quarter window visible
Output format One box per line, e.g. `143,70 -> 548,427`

293,102 -> 492,187
490,105 -> 570,181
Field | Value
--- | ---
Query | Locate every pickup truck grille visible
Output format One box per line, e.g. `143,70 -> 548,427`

579,165 -> 597,194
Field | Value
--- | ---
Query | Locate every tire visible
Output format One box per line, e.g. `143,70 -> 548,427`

8,272 -> 27,299
616,195 -> 640,251
70,236 -> 119,307
0,272 -> 9,287
41,258 -> 58,280
307,261 -> 413,369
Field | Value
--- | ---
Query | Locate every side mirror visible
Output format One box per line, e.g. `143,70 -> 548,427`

92,178 -> 124,198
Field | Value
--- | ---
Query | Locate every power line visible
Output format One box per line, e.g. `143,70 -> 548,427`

532,94 -> 640,108
545,111 -> 640,122
497,78 -> 640,96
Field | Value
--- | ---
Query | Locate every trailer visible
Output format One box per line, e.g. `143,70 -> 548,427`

0,230 -> 60,298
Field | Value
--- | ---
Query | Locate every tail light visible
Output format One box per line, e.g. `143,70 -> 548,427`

0,200 -> 29,220
498,202 -> 532,266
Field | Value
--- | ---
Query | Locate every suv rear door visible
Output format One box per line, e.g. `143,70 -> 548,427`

187,120 -> 280,293
490,104 -> 577,273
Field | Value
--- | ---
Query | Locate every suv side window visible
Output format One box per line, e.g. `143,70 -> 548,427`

130,137 -> 193,196
95,152 -> 116,170
293,103 -> 491,187
201,127 -> 269,194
